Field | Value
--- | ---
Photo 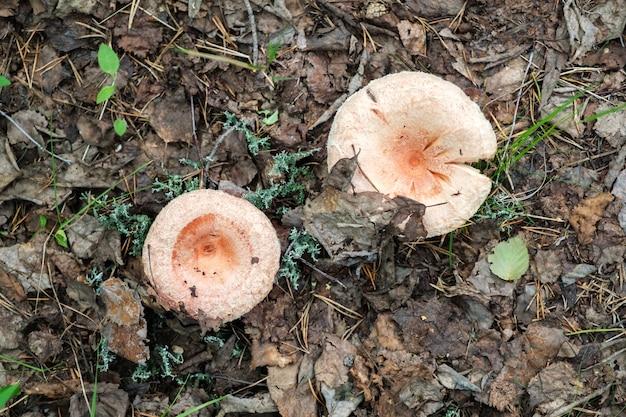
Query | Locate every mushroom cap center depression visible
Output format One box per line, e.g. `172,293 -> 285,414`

385,128 -> 451,197
171,213 -> 248,285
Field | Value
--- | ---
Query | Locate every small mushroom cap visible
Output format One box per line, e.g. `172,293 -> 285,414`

142,189 -> 280,327
327,71 -> 497,237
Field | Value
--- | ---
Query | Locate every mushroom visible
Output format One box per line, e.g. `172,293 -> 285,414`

327,71 -> 497,237
142,189 -> 281,330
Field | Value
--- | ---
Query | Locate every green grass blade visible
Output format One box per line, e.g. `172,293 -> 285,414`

496,87 -> 589,179
0,354 -> 46,373
174,47 -> 259,70
0,382 -> 21,408
175,396 -> 227,417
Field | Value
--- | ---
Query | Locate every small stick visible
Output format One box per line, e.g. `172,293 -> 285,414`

203,124 -> 236,182
0,109 -> 73,164
297,257 -> 347,289
243,0 -> 259,66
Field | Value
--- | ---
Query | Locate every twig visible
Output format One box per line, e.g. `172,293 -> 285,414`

189,95 -> 204,175
297,258 -> 347,289
0,109 -> 73,164
243,0 -> 259,66
204,125 -> 236,175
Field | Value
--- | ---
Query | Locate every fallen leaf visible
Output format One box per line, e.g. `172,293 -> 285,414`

68,382 -> 129,417
99,278 -> 149,363
569,192 -> 614,243
488,236 -> 530,281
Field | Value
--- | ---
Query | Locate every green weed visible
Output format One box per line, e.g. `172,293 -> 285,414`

96,43 -> 127,136
0,75 -> 9,87
0,383 -> 21,409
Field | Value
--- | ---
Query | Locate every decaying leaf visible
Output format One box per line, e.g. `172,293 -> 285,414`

99,278 -> 149,363
488,236 -> 529,281
68,382 -> 129,417
303,157 -> 426,265
569,192 -> 614,244
267,357 -> 317,417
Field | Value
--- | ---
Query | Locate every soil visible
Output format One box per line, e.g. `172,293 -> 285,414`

1,1 -> 626,416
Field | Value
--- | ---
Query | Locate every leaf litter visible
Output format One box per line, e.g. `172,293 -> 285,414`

1,0 -> 626,416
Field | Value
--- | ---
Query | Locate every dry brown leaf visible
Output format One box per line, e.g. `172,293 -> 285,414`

569,192 -> 614,243
99,278 -> 149,363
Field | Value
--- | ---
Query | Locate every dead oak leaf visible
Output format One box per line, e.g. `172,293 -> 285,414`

113,13 -> 163,58
569,192 -> 614,244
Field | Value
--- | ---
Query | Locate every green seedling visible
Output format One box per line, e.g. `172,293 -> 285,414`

0,76 -> 9,87
260,109 -> 279,126
488,236 -> 529,281
0,382 -> 20,409
96,43 -> 127,136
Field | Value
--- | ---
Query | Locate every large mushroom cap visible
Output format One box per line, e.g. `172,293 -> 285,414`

142,189 -> 280,328
327,71 -> 497,237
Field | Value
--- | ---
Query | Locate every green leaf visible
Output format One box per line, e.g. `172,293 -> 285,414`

96,85 -> 115,104
97,43 -> 120,77
113,119 -> 127,136
267,41 -> 280,64
55,229 -> 68,248
39,214 -> 47,229
0,75 -> 10,87
0,382 -> 21,408
488,236 -> 529,281
260,109 -> 279,125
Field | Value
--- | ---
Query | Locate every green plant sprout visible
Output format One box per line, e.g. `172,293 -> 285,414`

175,38 -> 282,73
0,382 -> 20,409
0,75 -> 9,87
259,109 -> 279,126
476,190 -> 530,232
96,43 -> 127,136
280,228 -> 321,290
246,148 -> 319,213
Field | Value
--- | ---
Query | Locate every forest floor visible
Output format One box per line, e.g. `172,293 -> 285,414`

1,0 -> 626,416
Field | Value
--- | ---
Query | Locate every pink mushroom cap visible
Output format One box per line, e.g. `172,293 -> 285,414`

327,71 -> 497,237
142,189 -> 281,328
